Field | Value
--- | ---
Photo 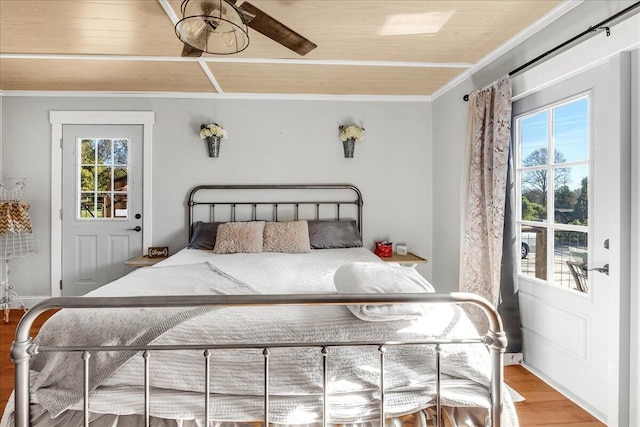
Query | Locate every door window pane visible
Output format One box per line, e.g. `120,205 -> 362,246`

80,139 -> 95,163
114,139 -> 128,165
520,226 -> 547,281
520,111 -> 548,166
521,170 -> 547,222
554,166 -> 589,225
97,139 -> 112,164
97,166 -> 111,191
80,193 -> 97,218
77,137 -> 129,220
554,230 -> 589,292
553,97 -> 589,163
80,166 -> 95,191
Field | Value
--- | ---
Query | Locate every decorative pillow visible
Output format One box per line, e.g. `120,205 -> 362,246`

213,221 -> 265,254
188,221 -> 222,250
308,220 -> 363,249
263,220 -> 311,253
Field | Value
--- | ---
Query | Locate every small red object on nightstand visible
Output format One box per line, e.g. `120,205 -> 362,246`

374,241 -> 393,257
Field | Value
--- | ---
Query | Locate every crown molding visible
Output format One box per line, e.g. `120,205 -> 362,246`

0,90 -> 431,103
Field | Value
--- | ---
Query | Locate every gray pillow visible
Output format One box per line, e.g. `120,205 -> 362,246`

188,221 -> 222,250
308,220 -> 363,249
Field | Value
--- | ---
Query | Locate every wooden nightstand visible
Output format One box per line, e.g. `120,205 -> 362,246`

379,252 -> 427,267
125,255 -> 168,267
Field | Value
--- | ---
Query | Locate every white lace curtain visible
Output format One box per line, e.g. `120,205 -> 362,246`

460,76 -> 512,330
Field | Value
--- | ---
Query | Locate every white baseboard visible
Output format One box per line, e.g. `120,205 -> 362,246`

4,296 -> 50,309
521,362 -> 606,424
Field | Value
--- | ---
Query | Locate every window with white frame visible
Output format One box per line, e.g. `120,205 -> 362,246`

78,137 -> 129,220
515,94 -> 590,292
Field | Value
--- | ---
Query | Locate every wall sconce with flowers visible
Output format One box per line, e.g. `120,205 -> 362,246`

338,124 -> 364,158
199,123 -> 228,157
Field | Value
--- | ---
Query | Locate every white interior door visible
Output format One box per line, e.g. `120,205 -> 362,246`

514,58 -> 628,423
62,124 -> 143,296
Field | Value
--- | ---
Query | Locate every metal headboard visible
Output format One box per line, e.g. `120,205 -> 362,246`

187,184 -> 364,241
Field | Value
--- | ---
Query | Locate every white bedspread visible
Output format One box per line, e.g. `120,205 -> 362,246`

3,248 -> 518,426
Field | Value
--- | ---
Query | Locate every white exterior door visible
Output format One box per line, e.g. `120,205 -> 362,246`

61,124 -> 143,296
514,58 -> 629,423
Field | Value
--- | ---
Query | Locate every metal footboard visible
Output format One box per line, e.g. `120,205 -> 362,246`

11,292 -> 507,427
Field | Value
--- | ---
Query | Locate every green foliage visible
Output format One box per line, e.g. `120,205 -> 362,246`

570,177 -> 588,225
521,196 -> 546,221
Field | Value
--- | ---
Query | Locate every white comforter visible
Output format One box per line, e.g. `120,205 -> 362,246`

3,248 -> 518,426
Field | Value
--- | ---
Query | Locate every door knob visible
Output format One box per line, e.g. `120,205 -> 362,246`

588,264 -> 609,275
127,226 -> 142,232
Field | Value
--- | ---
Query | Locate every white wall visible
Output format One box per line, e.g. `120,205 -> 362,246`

0,96 -> 432,300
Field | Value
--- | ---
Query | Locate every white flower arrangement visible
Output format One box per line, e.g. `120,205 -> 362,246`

339,124 -> 365,142
199,123 -> 227,140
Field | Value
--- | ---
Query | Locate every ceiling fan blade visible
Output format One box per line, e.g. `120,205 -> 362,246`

181,42 -> 204,57
238,1 -> 317,56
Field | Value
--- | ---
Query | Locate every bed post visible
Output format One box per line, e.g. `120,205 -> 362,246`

11,303 -> 53,427
11,338 -> 31,427
486,325 -> 508,427
454,292 -> 507,427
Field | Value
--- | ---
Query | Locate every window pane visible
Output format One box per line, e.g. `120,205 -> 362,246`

80,166 -> 95,191
97,166 -> 112,191
113,193 -> 128,218
113,168 -> 128,219
80,193 -> 97,218
521,170 -> 547,221
97,192 -> 109,218
554,230 -> 588,292
80,139 -> 95,164
113,167 -> 127,186
97,139 -> 112,165
520,111 -> 548,167
520,226 -> 547,281
113,139 -> 128,165
554,166 -> 588,224
554,97 -> 588,163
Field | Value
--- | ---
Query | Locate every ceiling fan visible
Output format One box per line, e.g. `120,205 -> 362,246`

175,0 -> 317,57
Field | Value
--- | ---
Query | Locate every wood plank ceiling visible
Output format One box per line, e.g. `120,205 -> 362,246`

0,0 -> 564,98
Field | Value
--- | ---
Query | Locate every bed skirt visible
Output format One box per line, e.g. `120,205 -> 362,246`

3,400 -> 489,427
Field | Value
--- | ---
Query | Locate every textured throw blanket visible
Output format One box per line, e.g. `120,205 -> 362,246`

30,262 -> 256,417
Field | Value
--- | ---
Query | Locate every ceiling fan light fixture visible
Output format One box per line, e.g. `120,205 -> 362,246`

175,0 -> 249,55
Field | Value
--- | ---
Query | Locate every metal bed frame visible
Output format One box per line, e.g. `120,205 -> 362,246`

10,184 -> 507,427
188,183 -> 364,240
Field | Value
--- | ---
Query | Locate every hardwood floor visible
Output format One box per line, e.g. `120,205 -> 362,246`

504,365 -> 604,426
1,309 -> 604,426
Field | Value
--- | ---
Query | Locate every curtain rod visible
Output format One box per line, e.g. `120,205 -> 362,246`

463,0 -> 640,101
